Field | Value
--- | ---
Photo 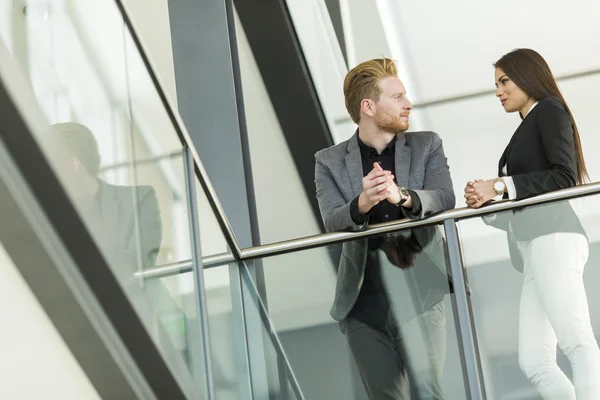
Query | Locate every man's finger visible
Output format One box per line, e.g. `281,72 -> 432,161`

376,182 -> 389,193
364,174 -> 392,190
373,175 -> 393,186
367,183 -> 389,196
366,168 -> 391,179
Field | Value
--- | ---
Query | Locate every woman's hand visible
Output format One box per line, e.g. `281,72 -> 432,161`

464,179 -> 497,208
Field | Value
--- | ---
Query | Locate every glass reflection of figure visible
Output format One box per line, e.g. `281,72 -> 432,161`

48,123 -> 201,377
464,49 -> 600,399
315,58 -> 456,399
48,122 -> 163,272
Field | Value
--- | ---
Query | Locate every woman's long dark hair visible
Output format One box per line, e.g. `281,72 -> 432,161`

495,48 -> 589,184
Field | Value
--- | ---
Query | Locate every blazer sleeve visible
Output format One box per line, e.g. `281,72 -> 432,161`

315,153 -> 367,233
403,132 -> 456,219
511,99 -> 578,199
118,186 -> 163,269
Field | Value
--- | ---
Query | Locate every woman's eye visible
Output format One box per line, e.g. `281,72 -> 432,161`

502,79 -> 509,85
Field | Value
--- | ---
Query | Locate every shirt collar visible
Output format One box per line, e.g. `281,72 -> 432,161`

357,134 -> 396,157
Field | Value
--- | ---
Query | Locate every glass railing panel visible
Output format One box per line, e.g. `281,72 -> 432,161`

238,260 -> 305,400
98,150 -> 192,270
243,225 -> 469,399
0,0 -> 213,395
457,193 -> 600,398
145,270 -> 209,383
203,263 -> 240,399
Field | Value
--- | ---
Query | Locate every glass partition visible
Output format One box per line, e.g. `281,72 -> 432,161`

242,224 -> 469,399
0,0 -> 213,395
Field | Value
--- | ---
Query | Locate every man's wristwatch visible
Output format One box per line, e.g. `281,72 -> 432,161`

395,186 -> 410,206
493,178 -> 506,196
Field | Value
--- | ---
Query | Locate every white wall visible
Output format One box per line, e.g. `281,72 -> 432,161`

120,0 -> 177,103
383,0 -> 600,102
234,11 -> 338,331
0,243 -> 100,400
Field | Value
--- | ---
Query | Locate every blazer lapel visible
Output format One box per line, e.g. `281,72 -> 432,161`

394,133 -> 411,188
498,146 -> 509,176
500,119 -> 528,175
345,132 -> 364,198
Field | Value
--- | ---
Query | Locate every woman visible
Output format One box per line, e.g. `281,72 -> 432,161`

464,48 -> 600,399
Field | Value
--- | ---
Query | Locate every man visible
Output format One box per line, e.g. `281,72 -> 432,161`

314,58 -> 455,399
48,122 -> 163,273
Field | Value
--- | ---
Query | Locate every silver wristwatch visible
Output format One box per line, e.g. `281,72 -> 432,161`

493,178 -> 506,196
395,186 -> 410,206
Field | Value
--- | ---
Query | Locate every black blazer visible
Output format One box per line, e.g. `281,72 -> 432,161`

486,96 -> 586,270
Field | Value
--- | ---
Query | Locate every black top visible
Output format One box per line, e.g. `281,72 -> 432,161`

497,95 -> 586,241
349,137 -> 421,227
347,136 -> 423,326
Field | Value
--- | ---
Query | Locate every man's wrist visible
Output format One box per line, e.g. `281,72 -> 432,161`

394,186 -> 410,207
350,196 -> 368,225
400,194 -> 413,209
357,192 -> 375,215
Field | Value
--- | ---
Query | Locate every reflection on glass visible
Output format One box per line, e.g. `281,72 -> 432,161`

249,227 -> 467,399
460,193 -> 600,399
99,148 -> 191,267
1,0 -> 210,395
341,226 -> 452,399
48,122 -> 163,273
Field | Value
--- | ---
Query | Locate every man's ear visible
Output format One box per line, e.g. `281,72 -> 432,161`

70,157 -> 83,173
360,98 -> 375,118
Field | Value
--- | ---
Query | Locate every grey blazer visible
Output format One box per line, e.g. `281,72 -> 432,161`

314,131 -> 455,321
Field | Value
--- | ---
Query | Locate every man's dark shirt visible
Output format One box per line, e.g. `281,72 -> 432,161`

347,136 -> 422,327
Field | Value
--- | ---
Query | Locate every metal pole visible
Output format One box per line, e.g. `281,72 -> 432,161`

228,262 -> 254,399
443,219 -> 484,399
183,147 -> 215,399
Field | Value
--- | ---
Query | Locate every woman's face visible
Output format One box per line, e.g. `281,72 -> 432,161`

494,67 -> 531,114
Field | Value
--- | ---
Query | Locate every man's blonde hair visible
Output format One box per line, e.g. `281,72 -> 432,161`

343,58 -> 398,124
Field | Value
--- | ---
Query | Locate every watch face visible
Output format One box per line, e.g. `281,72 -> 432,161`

399,187 -> 410,198
494,181 -> 505,191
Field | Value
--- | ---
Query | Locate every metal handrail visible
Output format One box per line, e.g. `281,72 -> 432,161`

138,181 -> 600,279
135,253 -> 234,279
